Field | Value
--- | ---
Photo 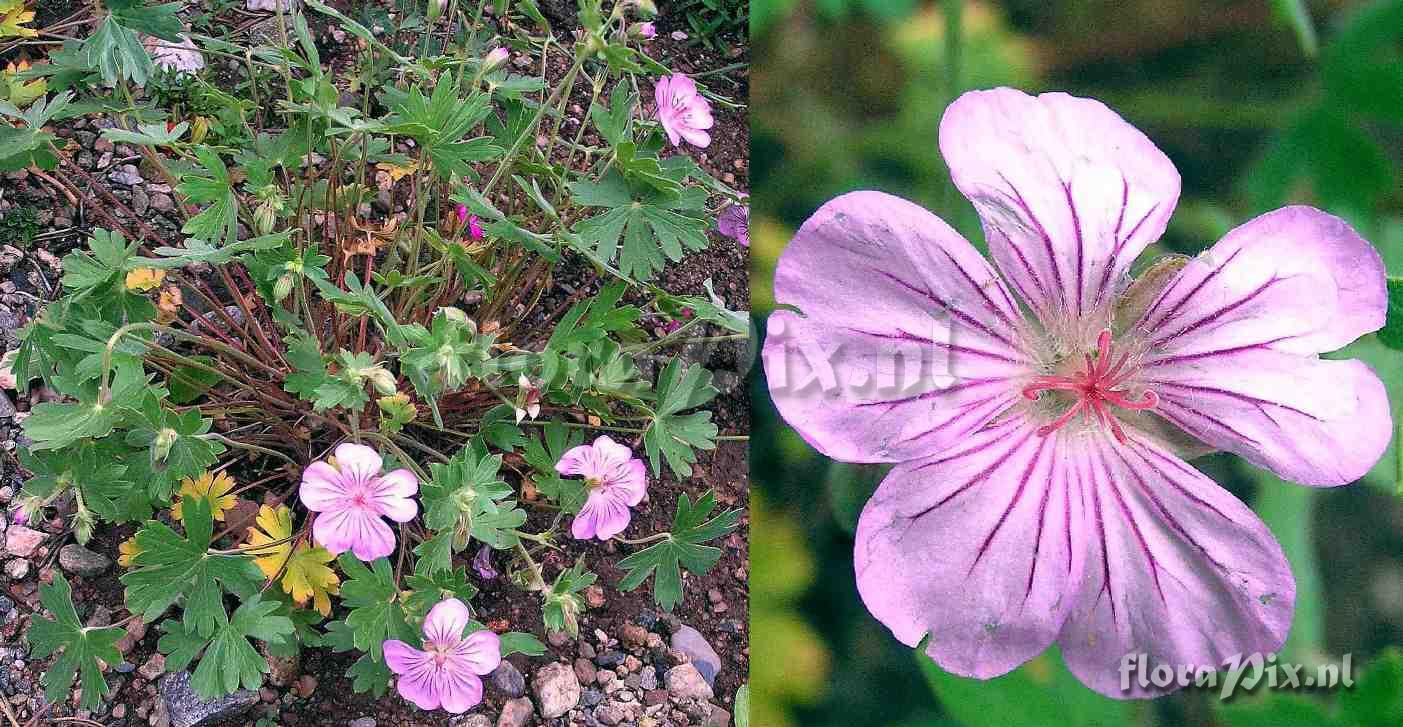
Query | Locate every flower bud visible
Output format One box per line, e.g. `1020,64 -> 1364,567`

631,22 -> 656,40
483,47 -> 510,73
273,273 -> 295,302
364,366 -> 398,396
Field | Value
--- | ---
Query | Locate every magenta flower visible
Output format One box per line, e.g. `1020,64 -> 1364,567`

654,74 -> 713,149
300,443 -> 419,561
634,22 -> 657,39
9,505 -> 28,526
762,88 -> 1390,698
468,214 -> 484,241
384,598 -> 501,714
556,436 -> 648,540
717,200 -> 749,247
454,203 -> 468,225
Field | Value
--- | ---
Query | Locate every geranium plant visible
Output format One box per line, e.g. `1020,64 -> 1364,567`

6,0 -> 744,713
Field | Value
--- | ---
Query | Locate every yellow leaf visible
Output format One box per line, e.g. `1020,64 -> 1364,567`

172,471 -> 237,524
117,536 -> 142,567
124,268 -> 166,292
157,285 -> 183,323
0,1 -> 36,39
375,160 -> 419,183
246,505 -> 340,616
2,60 -> 45,108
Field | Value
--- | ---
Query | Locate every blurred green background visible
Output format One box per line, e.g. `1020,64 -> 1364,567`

748,1 -> 1403,726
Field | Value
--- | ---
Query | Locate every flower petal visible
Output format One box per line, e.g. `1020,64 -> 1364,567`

346,511 -> 397,562
939,88 -> 1180,320
423,598 -> 472,645
764,190 -> 1031,463
299,461 -> 348,512
335,442 -> 383,480
311,508 -> 354,555
377,468 -> 419,498
455,629 -> 502,675
435,672 -> 484,714
383,639 -> 430,675
556,443 -> 600,478
1135,206 -> 1386,357
854,416 -> 1086,679
1056,433 -> 1293,698
572,491 -> 632,541
1140,348 -> 1391,486
394,668 -> 442,711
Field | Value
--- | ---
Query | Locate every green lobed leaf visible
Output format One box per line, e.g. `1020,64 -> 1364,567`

29,573 -> 125,710
616,491 -> 741,611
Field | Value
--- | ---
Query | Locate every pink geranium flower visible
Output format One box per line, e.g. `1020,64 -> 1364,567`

556,436 -> 648,540
300,443 -> 419,561
717,200 -> 749,247
762,88 -> 1390,698
384,598 -> 500,714
468,214 -> 484,241
654,74 -> 713,149
454,203 -> 468,225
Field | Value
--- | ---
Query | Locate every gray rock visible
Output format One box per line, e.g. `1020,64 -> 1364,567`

664,663 -> 713,701
159,671 -> 259,727
451,716 -> 491,727
488,660 -> 526,697
59,544 -> 111,577
497,697 -> 533,727
531,661 -> 581,719
347,718 -> 376,727
0,392 -> 14,419
4,558 -> 27,579
670,626 -> 721,686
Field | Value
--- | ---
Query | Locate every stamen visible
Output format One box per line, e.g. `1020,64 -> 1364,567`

1026,328 -> 1156,444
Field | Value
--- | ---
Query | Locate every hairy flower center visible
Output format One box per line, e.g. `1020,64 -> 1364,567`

1021,329 -> 1158,444
426,640 -> 455,668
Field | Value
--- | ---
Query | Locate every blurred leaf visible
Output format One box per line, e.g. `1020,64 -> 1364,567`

1379,278 -> 1403,351
1340,648 -> 1403,726
1270,0 -> 1318,56
827,462 -> 885,534
1217,693 -> 1339,727
918,646 -> 1132,727
1321,0 -> 1403,124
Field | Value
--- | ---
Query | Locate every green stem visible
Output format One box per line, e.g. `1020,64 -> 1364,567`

481,53 -> 587,199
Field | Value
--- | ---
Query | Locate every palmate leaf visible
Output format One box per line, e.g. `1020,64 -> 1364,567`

617,491 -> 741,612
178,147 -> 239,245
22,360 -> 147,451
82,15 -> 154,87
524,421 -> 587,513
30,573 -> 125,710
389,82 -> 500,179
569,169 -> 710,280
158,595 -> 294,698
121,497 -> 264,636
246,505 -> 340,616
336,555 -> 418,660
643,357 -> 719,477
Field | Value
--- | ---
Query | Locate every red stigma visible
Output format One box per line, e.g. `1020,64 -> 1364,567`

1022,329 -> 1157,444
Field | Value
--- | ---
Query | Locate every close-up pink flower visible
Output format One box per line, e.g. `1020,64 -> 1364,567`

454,203 -> 468,225
300,443 -> 419,561
384,598 -> 501,714
556,435 -> 648,541
654,74 -> 714,149
761,87 -> 1391,698
468,214 -> 485,241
